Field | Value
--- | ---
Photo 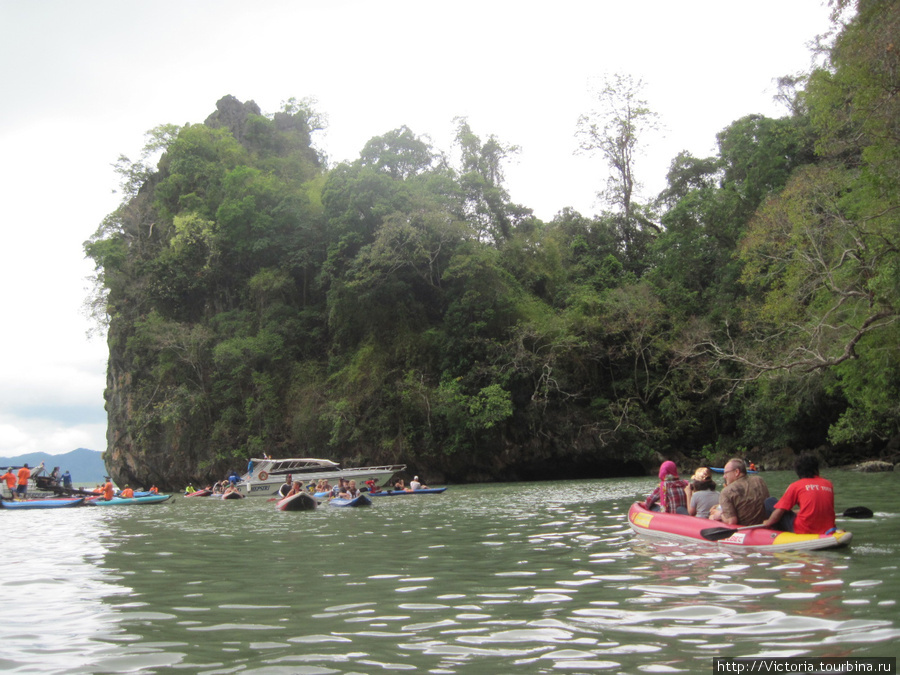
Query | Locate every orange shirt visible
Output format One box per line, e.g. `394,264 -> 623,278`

17,467 -> 31,486
120,488 -> 134,498
149,486 -> 159,494
1,471 -> 15,489
103,481 -> 114,500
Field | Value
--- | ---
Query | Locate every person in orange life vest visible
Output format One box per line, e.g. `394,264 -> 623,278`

1,468 -> 16,499
16,464 -> 31,499
149,485 -> 159,494
102,477 -> 115,501
120,485 -> 134,498
763,454 -> 836,534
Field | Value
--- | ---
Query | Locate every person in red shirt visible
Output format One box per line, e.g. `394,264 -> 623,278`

763,454 -> 836,534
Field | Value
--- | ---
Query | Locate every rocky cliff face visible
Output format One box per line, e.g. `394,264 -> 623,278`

104,325 -> 240,490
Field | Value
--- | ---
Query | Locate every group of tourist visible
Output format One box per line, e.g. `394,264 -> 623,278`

1,464 -> 139,501
643,454 -> 837,535
89,479 -> 158,499
275,476 -> 365,500
1,464 -> 34,499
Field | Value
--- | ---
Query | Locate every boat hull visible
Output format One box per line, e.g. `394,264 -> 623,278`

276,492 -> 318,511
370,487 -> 447,496
1,497 -> 84,510
88,495 -> 172,506
329,494 -> 372,507
627,502 -> 852,552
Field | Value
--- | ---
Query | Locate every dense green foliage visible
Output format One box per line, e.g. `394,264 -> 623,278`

87,4 -> 900,482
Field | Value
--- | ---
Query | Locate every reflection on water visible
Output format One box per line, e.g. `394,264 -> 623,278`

1,472 -> 898,673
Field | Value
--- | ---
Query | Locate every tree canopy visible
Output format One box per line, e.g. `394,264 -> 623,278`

86,4 -> 900,488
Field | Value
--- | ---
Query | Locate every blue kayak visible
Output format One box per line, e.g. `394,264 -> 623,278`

370,487 -> 447,496
329,494 -> 372,507
709,467 -> 758,474
88,494 -> 171,506
1,497 -> 85,510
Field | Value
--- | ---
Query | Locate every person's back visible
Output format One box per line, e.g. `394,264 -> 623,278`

690,483 -> 719,518
764,454 -> 835,534
718,461 -> 769,525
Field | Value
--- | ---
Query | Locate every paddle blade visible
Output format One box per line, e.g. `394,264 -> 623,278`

842,506 -> 874,519
700,527 -> 739,541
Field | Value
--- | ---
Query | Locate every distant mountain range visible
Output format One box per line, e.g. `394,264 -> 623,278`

0,448 -> 106,485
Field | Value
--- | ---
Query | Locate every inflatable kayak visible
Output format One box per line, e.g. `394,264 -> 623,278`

276,492 -> 317,511
329,494 -> 373,507
184,489 -> 212,497
1,497 -> 85,510
710,467 -> 758,474
627,502 -> 852,552
88,495 -> 172,506
370,487 -> 447,496
221,491 -> 245,499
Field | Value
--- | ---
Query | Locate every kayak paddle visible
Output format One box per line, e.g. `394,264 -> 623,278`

700,524 -> 768,541
841,506 -> 873,518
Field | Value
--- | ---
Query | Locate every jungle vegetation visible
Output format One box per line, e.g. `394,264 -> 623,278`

86,1 -> 900,482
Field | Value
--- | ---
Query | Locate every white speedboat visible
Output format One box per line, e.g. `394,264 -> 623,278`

235,457 -> 405,497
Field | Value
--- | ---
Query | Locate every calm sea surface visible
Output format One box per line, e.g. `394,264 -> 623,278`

2,471 -> 898,674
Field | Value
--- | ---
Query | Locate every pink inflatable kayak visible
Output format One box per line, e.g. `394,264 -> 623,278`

628,502 -> 852,552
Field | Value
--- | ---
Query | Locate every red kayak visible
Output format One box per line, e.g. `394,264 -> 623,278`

627,502 -> 852,552
184,489 -> 212,497
275,492 -> 317,511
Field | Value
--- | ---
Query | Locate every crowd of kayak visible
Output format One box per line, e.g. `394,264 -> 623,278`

1,480 -> 170,510
183,474 -> 447,511
4,453 -> 874,554
629,454 -> 872,551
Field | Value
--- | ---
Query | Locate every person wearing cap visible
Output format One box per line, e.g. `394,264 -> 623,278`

688,468 -> 719,518
643,460 -> 690,514
16,463 -> 31,499
102,477 -> 115,501
711,458 -> 770,525
1,467 -> 17,499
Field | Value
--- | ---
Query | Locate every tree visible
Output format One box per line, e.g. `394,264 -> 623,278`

454,118 -> 530,245
359,126 -> 436,180
576,73 -> 661,236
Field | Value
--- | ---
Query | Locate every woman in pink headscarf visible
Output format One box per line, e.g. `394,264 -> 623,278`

643,460 -> 692,514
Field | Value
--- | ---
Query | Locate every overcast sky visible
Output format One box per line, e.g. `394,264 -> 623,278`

0,0 -> 835,458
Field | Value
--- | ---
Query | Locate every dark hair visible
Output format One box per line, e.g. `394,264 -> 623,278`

795,454 -> 820,479
691,478 -> 717,492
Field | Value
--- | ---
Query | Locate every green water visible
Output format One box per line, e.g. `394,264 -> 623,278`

3,471 -> 898,674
